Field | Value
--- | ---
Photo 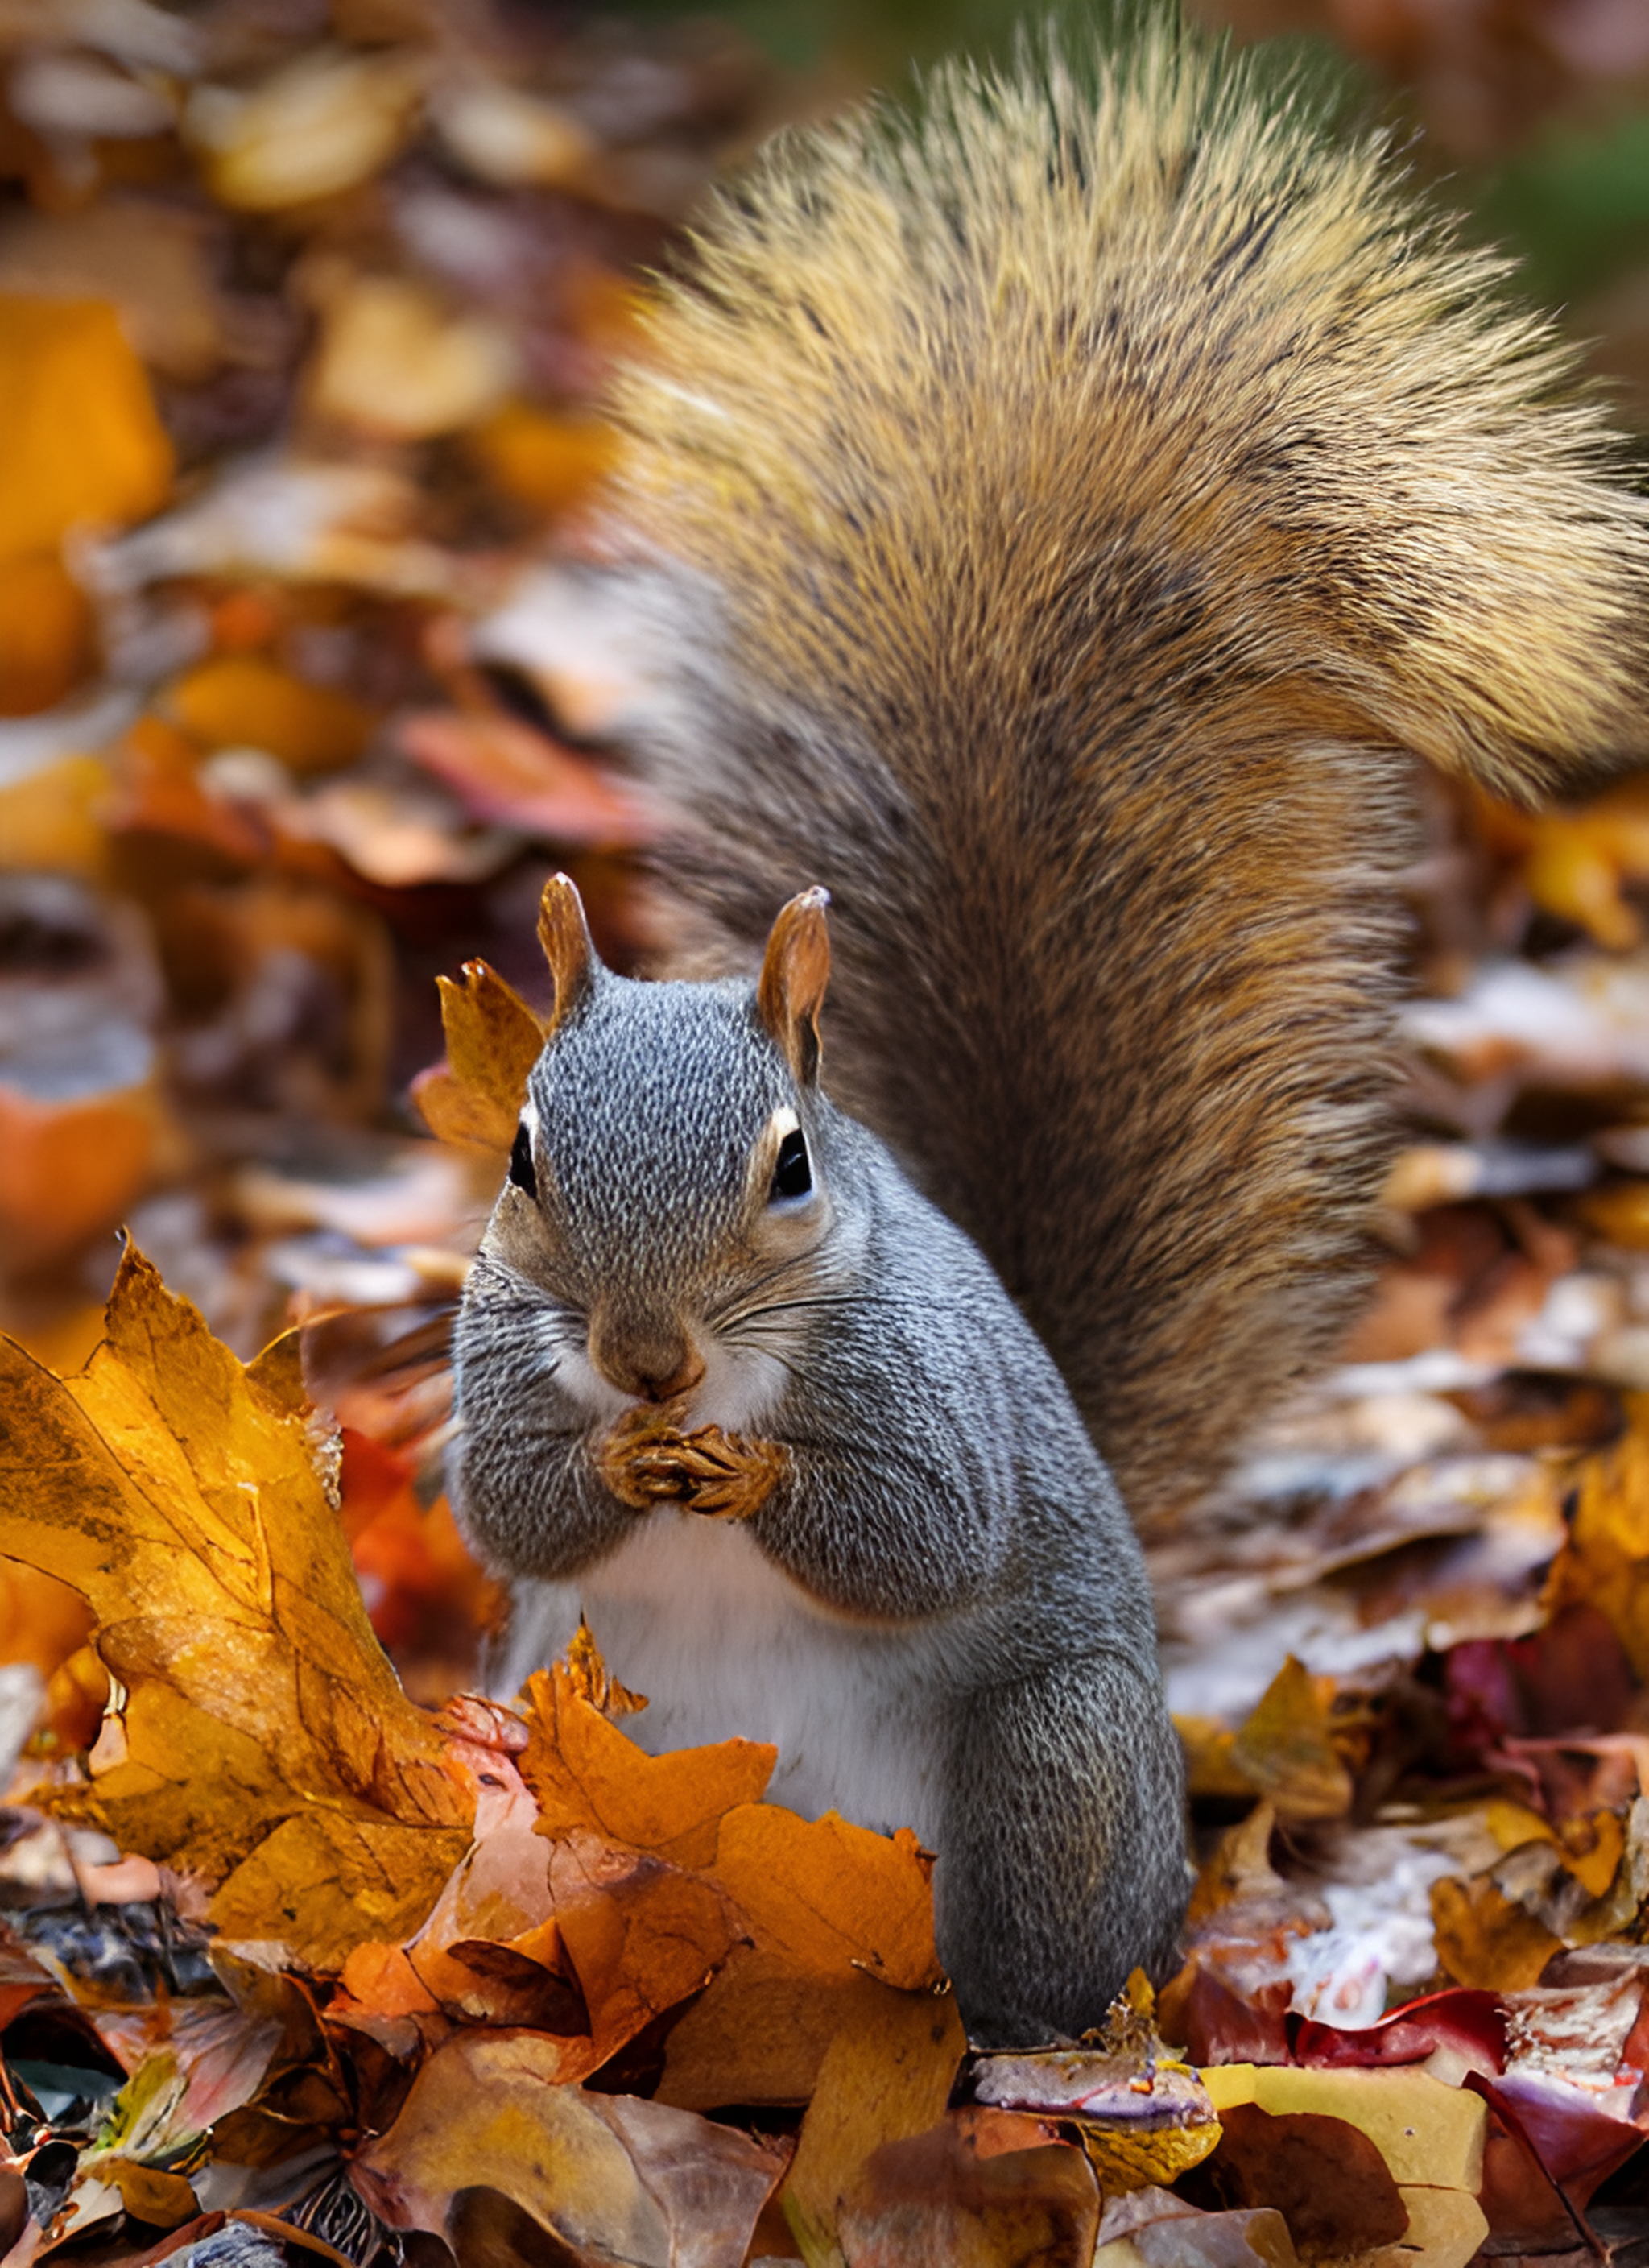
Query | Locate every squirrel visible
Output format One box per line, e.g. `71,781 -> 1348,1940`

450,17 -> 1649,2044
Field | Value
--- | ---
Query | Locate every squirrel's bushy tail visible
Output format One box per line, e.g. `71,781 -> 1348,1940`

597,21 -> 1649,1521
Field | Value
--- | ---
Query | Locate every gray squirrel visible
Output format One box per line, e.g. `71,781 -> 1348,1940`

450,17 -> 1649,2043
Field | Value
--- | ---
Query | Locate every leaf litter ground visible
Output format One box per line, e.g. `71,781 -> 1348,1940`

6,1 -> 1649,2265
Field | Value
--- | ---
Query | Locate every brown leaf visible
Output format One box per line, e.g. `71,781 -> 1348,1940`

1200,2066 -> 1487,2193
1201,2106 -> 1408,2262
415,961 -> 544,1153
548,1829 -> 746,2066
840,2108 -> 1100,2268
399,710 -> 649,845
349,2029 -> 783,2268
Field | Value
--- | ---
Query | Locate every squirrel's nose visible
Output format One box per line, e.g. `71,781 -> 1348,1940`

588,1314 -> 705,1404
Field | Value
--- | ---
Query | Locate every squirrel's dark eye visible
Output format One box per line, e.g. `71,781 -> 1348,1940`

508,1121 -> 538,1201
771,1128 -> 811,1202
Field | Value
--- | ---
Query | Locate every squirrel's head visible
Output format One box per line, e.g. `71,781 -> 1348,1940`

479,874 -> 836,1416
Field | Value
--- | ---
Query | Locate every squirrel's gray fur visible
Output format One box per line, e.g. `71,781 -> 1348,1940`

451,15 -> 1649,2042
456,957 -> 1188,2039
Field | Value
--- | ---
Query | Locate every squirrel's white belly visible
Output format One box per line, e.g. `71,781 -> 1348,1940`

501,1513 -> 945,1850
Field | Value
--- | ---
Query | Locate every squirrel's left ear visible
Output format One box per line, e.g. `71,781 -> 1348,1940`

539,872 -> 600,1036
758,888 -> 830,1085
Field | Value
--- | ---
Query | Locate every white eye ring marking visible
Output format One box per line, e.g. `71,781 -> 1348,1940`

770,1105 -> 800,1142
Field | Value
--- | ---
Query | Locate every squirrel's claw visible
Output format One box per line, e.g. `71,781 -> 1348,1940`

596,1407 -> 787,1521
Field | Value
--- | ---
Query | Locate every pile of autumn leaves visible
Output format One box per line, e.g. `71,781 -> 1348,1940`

0,1244 -> 966,2243
18,1227 -> 1198,2268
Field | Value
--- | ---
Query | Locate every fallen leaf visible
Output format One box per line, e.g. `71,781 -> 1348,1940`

521,1661 -> 774,1870
1198,2067 -> 1486,2192
97,2159 -> 200,2229
1546,1424 -> 1649,1679
1229,1660 -> 1354,1822
1093,2187 -> 1300,2268
711,1807 -> 942,1993
188,52 -> 423,212
0,1079 -> 167,1273
0,749 -> 110,871
397,709 -> 650,844
0,1245 -> 472,1969
839,2107 -> 1101,2268
0,202 -> 225,383
349,2028 -> 783,2267
413,958 -> 543,1152
1430,1873 -> 1565,1992
167,656 -> 377,773
781,1984 -> 968,2268
467,405 -> 618,519
0,296 -> 172,562
0,554 -> 95,718
547,1827 -> 746,2066
310,276 -> 516,441
1199,2105 -> 1408,2261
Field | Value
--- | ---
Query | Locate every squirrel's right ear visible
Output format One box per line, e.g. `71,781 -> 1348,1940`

758,888 -> 830,1085
539,872 -> 599,1036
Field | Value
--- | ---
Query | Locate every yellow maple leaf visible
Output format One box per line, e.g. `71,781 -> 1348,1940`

0,1245 -> 472,1970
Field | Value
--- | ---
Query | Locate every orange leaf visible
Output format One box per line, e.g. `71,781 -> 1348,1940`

656,1957 -> 920,2113
1547,1426 -> 1649,1679
657,1807 -> 943,2109
0,750 -> 110,875
469,404 -> 618,519
1429,1873 -> 1563,1991
167,654 -> 378,774
0,1078 -> 166,1273
710,1806 -> 941,1991
0,296 -> 172,561
1229,1656 -> 1354,1821
0,1245 -> 472,1969
548,1828 -> 746,2063
521,1662 -> 775,1871
415,960 -> 545,1152
0,551 -> 95,716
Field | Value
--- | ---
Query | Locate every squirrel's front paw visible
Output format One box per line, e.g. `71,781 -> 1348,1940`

597,1404 -> 785,1520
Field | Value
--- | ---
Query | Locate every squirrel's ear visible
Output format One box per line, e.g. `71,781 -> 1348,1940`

758,887 -> 830,1085
539,872 -> 598,1036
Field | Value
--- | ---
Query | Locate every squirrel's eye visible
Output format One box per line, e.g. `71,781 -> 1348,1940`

508,1121 -> 538,1201
771,1127 -> 811,1202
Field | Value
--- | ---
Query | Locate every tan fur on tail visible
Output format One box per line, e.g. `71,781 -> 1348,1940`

595,23 -> 1649,1519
